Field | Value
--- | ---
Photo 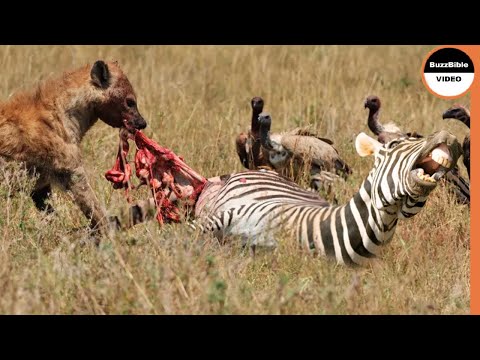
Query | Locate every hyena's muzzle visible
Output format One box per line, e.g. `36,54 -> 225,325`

90,60 -> 148,132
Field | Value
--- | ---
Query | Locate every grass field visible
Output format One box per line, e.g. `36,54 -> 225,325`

0,45 -> 470,314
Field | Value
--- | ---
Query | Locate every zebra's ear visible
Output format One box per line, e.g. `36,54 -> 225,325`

355,132 -> 382,157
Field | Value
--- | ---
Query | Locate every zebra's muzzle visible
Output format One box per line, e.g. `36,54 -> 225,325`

409,131 -> 462,194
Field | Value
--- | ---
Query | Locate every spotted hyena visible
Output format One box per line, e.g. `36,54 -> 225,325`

0,60 -> 147,240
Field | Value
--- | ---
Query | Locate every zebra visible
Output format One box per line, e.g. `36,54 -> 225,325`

192,129 -> 463,266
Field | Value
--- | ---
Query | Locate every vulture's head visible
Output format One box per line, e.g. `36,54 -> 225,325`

364,95 -> 381,112
442,104 -> 470,128
258,112 -> 291,169
251,97 -> 265,112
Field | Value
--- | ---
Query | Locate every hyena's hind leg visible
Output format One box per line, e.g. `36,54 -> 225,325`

25,168 -> 55,214
0,160 -> 54,213
31,183 -> 55,214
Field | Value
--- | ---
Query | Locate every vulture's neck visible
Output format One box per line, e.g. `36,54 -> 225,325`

367,107 -> 384,135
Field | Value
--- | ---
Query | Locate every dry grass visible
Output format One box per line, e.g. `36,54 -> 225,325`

0,45 -> 470,314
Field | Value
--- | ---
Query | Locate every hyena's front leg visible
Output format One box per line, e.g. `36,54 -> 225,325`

57,166 -> 113,239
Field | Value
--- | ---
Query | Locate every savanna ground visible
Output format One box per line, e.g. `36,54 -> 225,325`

0,45 -> 470,314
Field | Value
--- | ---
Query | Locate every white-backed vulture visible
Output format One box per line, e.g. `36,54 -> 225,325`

258,112 -> 352,191
235,96 -> 269,169
235,96 -> 330,171
364,95 -> 423,142
442,105 -> 470,179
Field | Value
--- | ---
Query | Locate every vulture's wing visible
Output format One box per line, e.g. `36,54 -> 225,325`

235,131 -> 253,169
315,137 -> 335,145
284,126 -> 335,145
235,132 -> 248,168
280,134 -> 340,169
280,134 -> 352,178
285,126 -> 317,137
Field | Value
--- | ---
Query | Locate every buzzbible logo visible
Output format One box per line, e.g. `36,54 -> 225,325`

422,47 -> 475,99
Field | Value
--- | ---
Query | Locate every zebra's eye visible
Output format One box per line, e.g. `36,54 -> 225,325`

388,140 -> 401,149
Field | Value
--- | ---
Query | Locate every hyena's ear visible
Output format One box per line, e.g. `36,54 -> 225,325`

355,132 -> 382,157
90,60 -> 111,89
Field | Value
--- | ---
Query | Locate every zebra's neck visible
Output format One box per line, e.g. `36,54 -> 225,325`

304,176 -> 398,265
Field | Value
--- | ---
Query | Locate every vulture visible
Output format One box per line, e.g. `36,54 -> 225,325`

364,95 -> 423,142
442,105 -> 470,179
235,96 -> 328,170
363,95 -> 469,205
258,112 -> 352,191
235,96 -> 269,169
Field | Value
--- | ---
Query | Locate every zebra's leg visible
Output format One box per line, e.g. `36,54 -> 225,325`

240,230 -> 278,258
240,235 -> 255,256
252,233 -> 278,248
250,244 -> 256,257
196,210 -> 233,237
197,207 -> 279,254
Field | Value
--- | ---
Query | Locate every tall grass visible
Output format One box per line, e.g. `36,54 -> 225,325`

0,45 -> 470,314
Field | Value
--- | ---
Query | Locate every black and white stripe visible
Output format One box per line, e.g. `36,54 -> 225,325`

193,134 -> 455,265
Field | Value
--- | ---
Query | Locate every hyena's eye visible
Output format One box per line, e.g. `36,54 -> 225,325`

126,98 -> 137,108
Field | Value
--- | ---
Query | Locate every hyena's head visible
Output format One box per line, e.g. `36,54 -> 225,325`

90,60 -> 147,131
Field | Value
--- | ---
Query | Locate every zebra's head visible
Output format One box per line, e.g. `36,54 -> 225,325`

356,130 -> 462,217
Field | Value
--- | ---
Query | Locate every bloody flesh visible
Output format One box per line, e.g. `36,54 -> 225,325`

105,129 -> 207,225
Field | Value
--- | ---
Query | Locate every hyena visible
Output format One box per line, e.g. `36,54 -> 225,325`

0,60 -> 147,240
